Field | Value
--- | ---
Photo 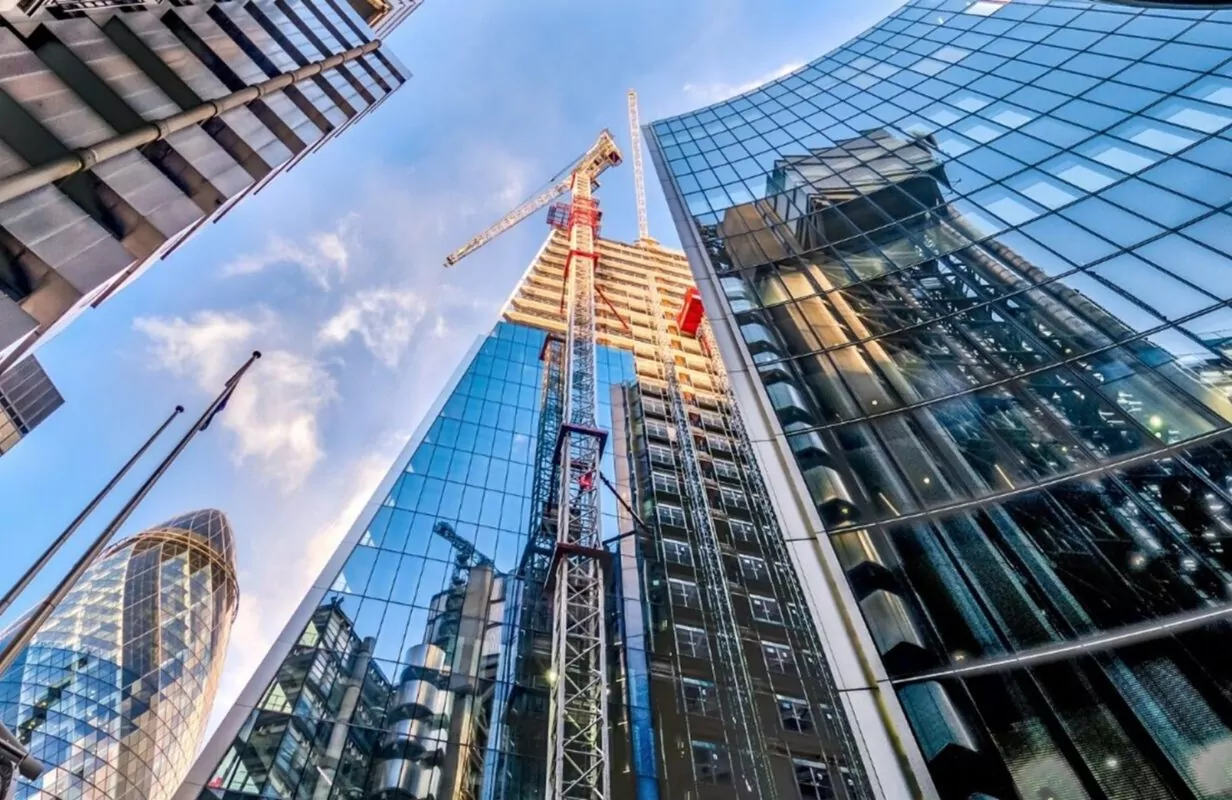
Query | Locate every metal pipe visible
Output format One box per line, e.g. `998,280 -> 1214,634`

0,41 -> 381,206
312,637 -> 373,800
0,351 -> 261,679
0,404 -> 185,620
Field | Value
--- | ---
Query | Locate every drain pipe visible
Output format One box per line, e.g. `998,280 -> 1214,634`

0,39 -> 382,206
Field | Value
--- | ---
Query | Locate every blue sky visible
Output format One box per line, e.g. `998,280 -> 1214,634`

0,0 -> 903,733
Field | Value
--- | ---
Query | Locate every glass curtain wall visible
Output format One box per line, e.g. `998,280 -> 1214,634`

196,323 -> 635,800
648,1 -> 1232,798
0,510 -> 240,800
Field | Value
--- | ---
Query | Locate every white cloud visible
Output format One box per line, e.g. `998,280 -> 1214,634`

225,350 -> 335,488
221,216 -> 356,290
173,141 -> 544,746
134,310 -> 335,491
317,287 -> 428,368
682,61 -> 805,104
493,154 -> 532,210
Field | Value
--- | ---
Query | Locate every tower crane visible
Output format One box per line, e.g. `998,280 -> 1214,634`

433,520 -> 495,583
444,129 -> 622,800
444,130 -> 622,268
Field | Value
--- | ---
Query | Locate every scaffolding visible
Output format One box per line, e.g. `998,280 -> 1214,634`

643,277 -> 775,798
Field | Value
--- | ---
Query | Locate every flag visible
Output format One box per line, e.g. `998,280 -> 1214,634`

198,379 -> 237,432
579,471 -> 594,491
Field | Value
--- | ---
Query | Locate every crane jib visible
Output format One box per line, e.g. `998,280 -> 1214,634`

443,129 -> 622,269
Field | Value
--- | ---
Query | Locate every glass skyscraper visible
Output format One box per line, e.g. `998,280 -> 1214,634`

0,509 -> 240,800
178,323 -> 639,800
647,1 -> 1232,798
177,218 -> 895,800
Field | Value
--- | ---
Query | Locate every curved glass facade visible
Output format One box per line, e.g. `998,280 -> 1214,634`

0,509 -> 239,800
648,1 -> 1232,798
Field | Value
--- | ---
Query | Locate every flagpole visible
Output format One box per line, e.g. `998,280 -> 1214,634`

0,405 -> 185,621
0,351 -> 260,681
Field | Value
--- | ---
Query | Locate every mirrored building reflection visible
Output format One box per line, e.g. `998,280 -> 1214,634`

181,324 -> 637,800
180,233 -> 891,799
0,509 -> 240,800
647,1 -> 1232,798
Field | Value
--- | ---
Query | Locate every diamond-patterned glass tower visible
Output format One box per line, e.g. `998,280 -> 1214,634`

0,509 -> 240,800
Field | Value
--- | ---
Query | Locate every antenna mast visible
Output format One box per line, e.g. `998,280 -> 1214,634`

627,90 -> 653,244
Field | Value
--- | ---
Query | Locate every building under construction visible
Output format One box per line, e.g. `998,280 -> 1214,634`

173,97 -> 885,800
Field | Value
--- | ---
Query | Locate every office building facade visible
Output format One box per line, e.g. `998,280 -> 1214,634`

505,232 -> 891,799
178,222 -> 900,799
177,322 -> 632,800
647,1 -> 1232,798
0,0 -> 407,452
0,509 -> 240,800
0,356 -> 62,455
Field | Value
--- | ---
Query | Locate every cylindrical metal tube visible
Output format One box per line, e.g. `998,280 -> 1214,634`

0,40 -> 380,206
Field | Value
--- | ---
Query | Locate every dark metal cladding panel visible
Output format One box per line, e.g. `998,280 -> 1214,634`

362,53 -> 397,90
373,48 -> 408,84
44,19 -> 252,202
264,88 -> 329,145
88,152 -> 203,239
173,8 -> 321,149
0,138 -> 134,298
45,19 -> 172,117
0,31 -> 111,149
0,30 -> 200,243
306,80 -> 352,126
252,0 -> 325,60
302,0 -> 365,50
214,3 -> 349,127
349,53 -> 390,95
340,63 -> 380,104
220,105 -> 294,172
163,127 -> 255,200
272,0 -> 371,106
318,0 -> 374,46
212,2 -> 298,72
318,69 -> 362,116
107,14 -> 290,172
107,14 -> 232,100
172,7 -> 269,86
247,1 -> 358,120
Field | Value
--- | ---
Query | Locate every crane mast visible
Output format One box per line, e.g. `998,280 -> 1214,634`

626,91 -> 652,243
545,135 -> 617,800
444,128 -> 621,800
